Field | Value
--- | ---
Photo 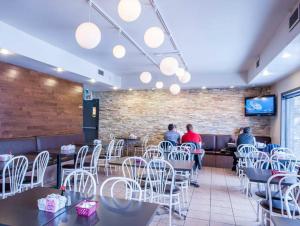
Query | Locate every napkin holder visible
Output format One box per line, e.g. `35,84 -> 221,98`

75,200 -> 98,217
38,194 -> 67,213
0,154 -> 13,162
61,144 -> 76,154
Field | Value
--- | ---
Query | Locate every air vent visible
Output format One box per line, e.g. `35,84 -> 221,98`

289,4 -> 299,31
98,69 -> 104,76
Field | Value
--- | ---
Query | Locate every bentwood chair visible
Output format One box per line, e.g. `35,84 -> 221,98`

112,139 -> 124,159
122,157 -> 149,201
23,151 -> 49,189
98,139 -> 115,176
61,146 -> 89,183
270,147 -> 294,155
284,182 -> 300,219
147,159 -> 182,226
83,144 -> 102,184
63,169 -> 96,196
134,135 -> 149,156
100,177 -> 142,201
143,146 -> 163,159
158,141 -> 174,153
1,156 -> 28,199
270,153 -> 297,172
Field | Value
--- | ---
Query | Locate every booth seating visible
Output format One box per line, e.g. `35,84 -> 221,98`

201,134 -> 271,168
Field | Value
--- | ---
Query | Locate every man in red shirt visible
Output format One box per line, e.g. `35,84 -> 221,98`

181,124 -> 202,170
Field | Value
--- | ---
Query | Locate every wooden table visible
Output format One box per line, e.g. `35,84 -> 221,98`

109,157 -> 194,172
272,216 -> 300,226
0,187 -> 158,226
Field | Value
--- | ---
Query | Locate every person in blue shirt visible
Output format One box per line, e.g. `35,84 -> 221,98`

237,127 -> 256,146
164,124 -> 180,145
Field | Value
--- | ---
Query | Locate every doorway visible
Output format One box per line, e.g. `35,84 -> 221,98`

83,99 -> 99,143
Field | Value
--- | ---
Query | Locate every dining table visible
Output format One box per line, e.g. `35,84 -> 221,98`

272,216 -> 300,226
0,187 -> 158,226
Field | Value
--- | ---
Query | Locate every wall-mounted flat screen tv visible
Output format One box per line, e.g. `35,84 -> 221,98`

245,95 -> 276,116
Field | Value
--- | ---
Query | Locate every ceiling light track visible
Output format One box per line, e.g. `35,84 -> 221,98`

88,0 -> 159,68
149,0 -> 188,70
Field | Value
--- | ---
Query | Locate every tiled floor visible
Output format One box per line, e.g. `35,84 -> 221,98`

95,166 -> 260,226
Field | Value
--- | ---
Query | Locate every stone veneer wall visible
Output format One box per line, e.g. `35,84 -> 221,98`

93,88 -> 271,144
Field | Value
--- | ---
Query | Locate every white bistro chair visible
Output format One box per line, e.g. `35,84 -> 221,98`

284,182 -> 300,219
63,169 -> 96,196
23,151 -> 49,189
143,146 -> 163,159
1,156 -> 28,199
98,139 -> 115,176
83,144 -> 102,184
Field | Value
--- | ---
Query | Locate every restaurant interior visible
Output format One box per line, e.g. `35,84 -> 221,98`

0,0 -> 300,226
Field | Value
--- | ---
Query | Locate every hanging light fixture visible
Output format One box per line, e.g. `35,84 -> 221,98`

155,81 -> 163,89
118,0 -> 142,22
160,57 -> 179,76
140,72 -> 152,83
179,71 -> 191,83
75,22 -> 101,49
144,27 -> 165,48
113,45 -> 126,58
169,84 -> 181,95
175,67 -> 185,79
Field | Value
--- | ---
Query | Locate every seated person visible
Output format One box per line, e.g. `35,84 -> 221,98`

181,124 -> 202,170
236,127 -> 256,147
164,124 -> 180,146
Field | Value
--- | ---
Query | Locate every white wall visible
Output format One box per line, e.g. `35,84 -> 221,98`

271,71 -> 300,144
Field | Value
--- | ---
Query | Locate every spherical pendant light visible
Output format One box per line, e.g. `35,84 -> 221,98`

113,45 -> 126,59
169,84 -> 181,95
175,67 -> 185,79
179,71 -> 191,83
160,57 -> 179,76
118,0 -> 141,22
75,22 -> 101,49
140,72 -> 152,83
155,81 -> 163,89
144,27 -> 165,48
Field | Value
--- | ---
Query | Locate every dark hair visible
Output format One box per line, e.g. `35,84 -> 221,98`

186,124 -> 193,131
243,127 -> 251,133
168,124 -> 174,131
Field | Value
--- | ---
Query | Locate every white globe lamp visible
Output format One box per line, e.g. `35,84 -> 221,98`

140,72 -> 152,84
169,84 -> 181,95
160,57 -> 179,76
179,71 -> 191,83
155,81 -> 163,89
144,27 -> 165,48
175,67 -> 185,79
118,0 -> 141,22
75,22 -> 101,49
113,45 -> 126,59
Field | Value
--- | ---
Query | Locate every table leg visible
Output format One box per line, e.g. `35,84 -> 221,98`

56,154 -> 61,189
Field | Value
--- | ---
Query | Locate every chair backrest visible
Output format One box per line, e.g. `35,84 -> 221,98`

147,159 -> 175,198
89,144 -> 102,168
245,151 -> 269,168
122,157 -> 147,189
114,139 -> 124,157
93,139 -> 102,146
143,147 -> 163,159
31,151 -> 49,186
63,169 -> 96,196
180,143 -> 196,152
100,177 -> 142,201
142,135 -> 149,150
168,151 -> 191,161
253,159 -> 269,169
266,174 -> 300,216
271,147 -> 293,155
75,146 -> 89,169
284,182 -> 300,219
270,153 -> 297,172
238,144 -> 257,155
2,156 -> 28,198
106,139 -> 115,161
158,141 -> 174,152
109,133 -> 115,140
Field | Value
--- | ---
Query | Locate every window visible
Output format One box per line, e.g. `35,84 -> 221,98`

282,88 -> 300,158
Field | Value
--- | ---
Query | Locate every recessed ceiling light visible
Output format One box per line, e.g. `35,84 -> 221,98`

0,48 -> 13,55
201,86 -> 207,90
112,86 -> 118,90
55,67 -> 64,72
262,69 -> 271,76
282,52 -> 292,59
230,85 -> 235,89
89,79 -> 96,83
129,88 -> 133,91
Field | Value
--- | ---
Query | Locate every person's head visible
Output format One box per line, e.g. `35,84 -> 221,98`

243,127 -> 252,134
168,124 -> 174,131
186,124 -> 193,132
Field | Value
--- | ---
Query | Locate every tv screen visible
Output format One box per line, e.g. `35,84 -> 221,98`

245,95 -> 276,116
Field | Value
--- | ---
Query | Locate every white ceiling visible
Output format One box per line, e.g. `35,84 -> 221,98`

0,0 -> 298,90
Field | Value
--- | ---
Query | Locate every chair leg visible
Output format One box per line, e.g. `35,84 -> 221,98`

256,201 -> 260,222
61,170 -> 64,186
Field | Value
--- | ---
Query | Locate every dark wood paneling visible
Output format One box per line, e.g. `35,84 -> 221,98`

0,62 -> 83,138
215,155 -> 233,169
